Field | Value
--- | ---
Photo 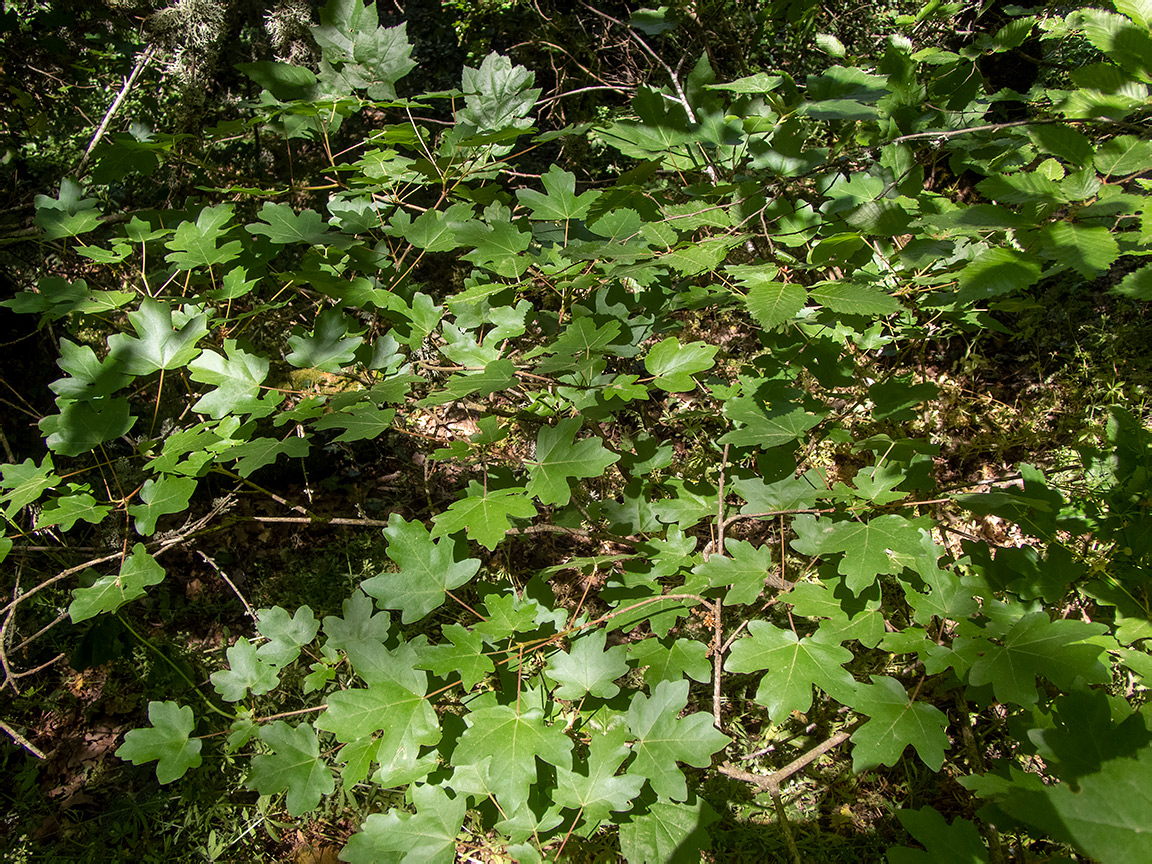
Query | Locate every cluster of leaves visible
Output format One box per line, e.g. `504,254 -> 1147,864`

3,0 -> 1152,860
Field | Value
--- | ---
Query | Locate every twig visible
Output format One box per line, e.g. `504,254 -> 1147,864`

712,598 -> 723,730
196,551 -> 257,623
77,45 -> 155,175
0,719 -> 45,758
249,514 -> 392,528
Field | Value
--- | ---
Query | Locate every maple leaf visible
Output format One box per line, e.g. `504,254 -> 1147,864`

361,514 -> 481,623
210,637 -> 280,702
887,807 -> 990,864
453,704 -> 573,813
129,475 -> 196,535
322,591 -> 392,659
430,482 -> 537,550
626,680 -> 729,801
851,676 -> 950,771
115,701 -> 201,784
255,605 -> 319,666
629,637 -> 711,686
955,613 -> 1110,707
790,513 -> 931,594
414,623 -> 494,690
724,621 -> 857,720
617,796 -> 719,863
692,538 -> 778,605
526,418 -> 620,506
245,721 -> 335,817
107,299 -> 209,375
69,544 -> 166,623
546,629 -> 629,699
341,783 -> 466,864
553,724 -> 645,826
516,165 -> 600,221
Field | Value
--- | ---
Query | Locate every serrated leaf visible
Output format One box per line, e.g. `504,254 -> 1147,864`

115,701 -> 202,784
956,246 -> 1043,303
341,783 -> 465,864
526,418 -> 620,506
256,605 -> 319,666
1035,222 -> 1120,278
245,721 -> 335,817
851,676 -> 950,771
725,621 -> 857,719
626,679 -> 730,801
69,544 -> 166,623
431,482 -> 537,550
809,282 -> 902,315
210,637 -> 280,701
453,704 -> 573,812
744,281 -> 807,329
458,52 -> 540,133
1113,262 -> 1152,299
547,629 -> 629,699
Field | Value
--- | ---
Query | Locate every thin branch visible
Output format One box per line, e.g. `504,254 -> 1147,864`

77,45 -> 155,175
197,550 -> 256,623
0,719 -> 45,758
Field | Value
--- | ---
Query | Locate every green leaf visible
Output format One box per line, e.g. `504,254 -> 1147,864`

809,282 -> 902,316
1028,123 -> 1094,165
956,246 -> 1043,303
887,807 -> 990,864
547,629 -> 629,699
189,340 -> 271,418
1034,222 -> 1120,278
630,637 -> 712,686
40,398 -> 135,457
1,456 -> 58,518
626,680 -> 730,801
164,204 -> 242,270
744,281 -> 807,329
361,514 -> 481,623
413,623 -> 494,690
115,701 -> 202,784
956,612 -> 1109,707
458,52 -> 540,133
312,0 -> 415,100
1114,262 -> 1152,300
35,488 -> 111,531
129,475 -> 197,536
107,299 -> 209,375
49,338 -> 132,401
692,539 -> 778,606
554,724 -> 646,825
526,418 -> 620,506
245,203 -> 335,245
720,396 -> 824,449
210,637 -> 281,701
725,621 -> 857,720
791,514 -> 932,594
516,165 -> 600,221
69,544 -> 166,623
341,783 -> 466,864
644,338 -> 718,392
256,605 -> 319,666
431,482 -> 538,551
322,591 -> 392,659
1095,135 -> 1152,177
453,704 -> 573,812
245,721 -> 335,817
227,436 -> 310,477
313,404 -> 396,442
236,60 -> 317,101
617,796 -> 718,863
286,308 -> 364,372
851,676 -> 950,771
315,679 -> 440,782
34,178 -> 102,240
